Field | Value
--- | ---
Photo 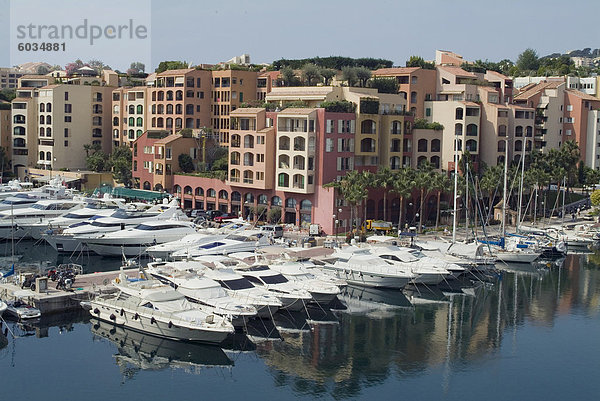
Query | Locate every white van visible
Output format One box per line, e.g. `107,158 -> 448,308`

260,225 -> 284,238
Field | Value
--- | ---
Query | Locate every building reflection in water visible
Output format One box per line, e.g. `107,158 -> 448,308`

255,253 -> 600,399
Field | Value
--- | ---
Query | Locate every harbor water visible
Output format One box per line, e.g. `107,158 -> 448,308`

1,243 -> 600,400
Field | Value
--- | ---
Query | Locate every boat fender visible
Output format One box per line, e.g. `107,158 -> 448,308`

93,308 -> 100,315
168,321 -> 173,328
134,313 -> 139,320
109,313 -> 116,321
115,277 -> 120,284
150,317 -> 157,325
120,308 -> 125,316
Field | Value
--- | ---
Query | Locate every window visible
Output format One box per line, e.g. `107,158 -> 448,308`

565,117 -> 574,123
64,92 -> 69,101
566,105 -> 573,111
64,116 -> 71,123
326,119 -> 334,133
425,108 -> 431,117
566,129 -> 572,136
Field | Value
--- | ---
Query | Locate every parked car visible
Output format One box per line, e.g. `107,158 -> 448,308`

205,210 -> 223,221
213,212 -> 238,222
190,209 -> 206,218
260,225 -> 284,239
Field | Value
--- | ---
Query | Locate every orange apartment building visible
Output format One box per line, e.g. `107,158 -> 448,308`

372,67 -> 437,118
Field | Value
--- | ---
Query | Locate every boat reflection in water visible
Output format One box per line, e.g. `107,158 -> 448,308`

90,319 -> 233,376
338,285 -> 412,316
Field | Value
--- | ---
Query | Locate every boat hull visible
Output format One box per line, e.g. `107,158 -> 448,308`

88,301 -> 230,344
496,252 -> 540,264
335,269 -> 411,289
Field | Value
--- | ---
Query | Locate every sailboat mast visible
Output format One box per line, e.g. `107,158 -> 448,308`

452,138 -> 459,243
501,141 -> 508,244
516,141 -> 526,233
465,161 -> 469,241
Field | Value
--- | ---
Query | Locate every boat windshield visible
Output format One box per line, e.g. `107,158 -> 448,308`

198,242 -> 226,249
135,224 -> 182,231
1,198 -> 35,205
218,278 -> 254,290
91,221 -> 121,228
261,274 -> 288,284
63,212 -> 95,219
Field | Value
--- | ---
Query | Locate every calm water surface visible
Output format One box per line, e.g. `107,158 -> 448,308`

1,247 -> 599,401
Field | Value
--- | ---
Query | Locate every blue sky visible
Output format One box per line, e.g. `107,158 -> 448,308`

1,0 -> 598,71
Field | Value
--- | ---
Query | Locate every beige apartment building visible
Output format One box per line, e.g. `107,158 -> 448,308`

0,106 -> 11,168
0,68 -> 24,89
111,87 -> 149,148
11,73 -> 114,174
211,70 -> 259,144
227,108 -> 276,190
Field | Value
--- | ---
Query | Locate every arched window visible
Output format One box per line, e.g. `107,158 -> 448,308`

279,136 -> 290,150
417,139 -> 428,152
230,151 -> 240,165
231,191 -> 241,202
184,186 -> 193,195
195,187 -> 204,196
166,117 -> 173,128
278,173 -> 290,188
258,194 -> 268,204
157,91 -> 164,101
113,117 -> 119,126
166,104 -> 173,114
497,155 -> 505,165
137,105 -> 143,114
278,154 -> 290,169
157,117 -> 164,128
40,115 -> 45,124
285,198 -> 297,208
176,90 -> 183,101
361,119 -> 376,134
300,200 -> 312,211
526,126 -> 533,137
39,151 -> 45,160
515,140 -> 522,152
455,107 -> 463,120
292,174 -> 304,189
454,139 -> 462,151
498,124 -> 507,137
13,138 -> 25,147
466,139 -> 477,152
271,196 -> 282,206
498,140 -> 506,152
13,115 -> 25,124
40,127 -> 45,136
207,188 -> 216,198
417,155 -> 427,166
231,134 -> 241,147
244,135 -> 254,148
515,126 -> 523,137
46,151 -> 51,161
466,124 -> 478,136
360,138 -> 375,153
143,181 -> 151,190
293,155 -> 305,169
391,120 -> 402,135
13,127 -> 25,135
430,155 -> 440,169
243,152 -> 254,166
293,137 -> 305,151
175,104 -> 182,115
136,117 -> 143,127
46,103 -> 51,112
46,127 -> 52,137
455,123 -> 463,136
157,104 -> 164,114
244,193 -> 254,203
390,156 -> 401,170
218,190 -> 228,200
128,117 -> 135,126
431,139 -> 441,152
229,169 -> 240,182
39,103 -> 45,112
166,90 -> 173,101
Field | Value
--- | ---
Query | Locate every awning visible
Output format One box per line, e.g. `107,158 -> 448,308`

537,100 -> 549,109
109,187 -> 171,202
174,76 -> 184,84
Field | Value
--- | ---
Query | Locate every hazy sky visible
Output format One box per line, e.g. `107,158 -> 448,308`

1,0 -> 598,71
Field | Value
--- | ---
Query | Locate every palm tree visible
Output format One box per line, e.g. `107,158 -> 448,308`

373,167 -> 395,221
432,172 -> 453,230
358,170 -> 375,227
412,162 -> 436,232
390,168 -> 415,234
480,164 -> 504,223
326,170 -> 369,232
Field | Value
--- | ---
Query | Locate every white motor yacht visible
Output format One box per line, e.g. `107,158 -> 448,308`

146,220 -> 250,259
231,264 -> 313,312
85,272 -> 234,344
370,246 -> 458,284
83,219 -> 197,257
171,230 -> 270,260
321,246 -> 416,289
3,299 -> 42,320
193,257 -> 282,318
0,198 -> 85,240
250,258 -> 341,305
28,197 -> 126,240
44,201 -> 184,253
146,261 -> 258,326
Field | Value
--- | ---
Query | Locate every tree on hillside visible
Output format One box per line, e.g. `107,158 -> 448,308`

369,77 -> 398,94
355,67 -> 372,87
516,48 -> 540,72
406,56 -> 435,69
155,61 -> 189,73
281,66 -> 298,86
342,66 -> 358,86
302,63 -> 321,86
320,68 -> 336,85
110,145 -> 133,186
